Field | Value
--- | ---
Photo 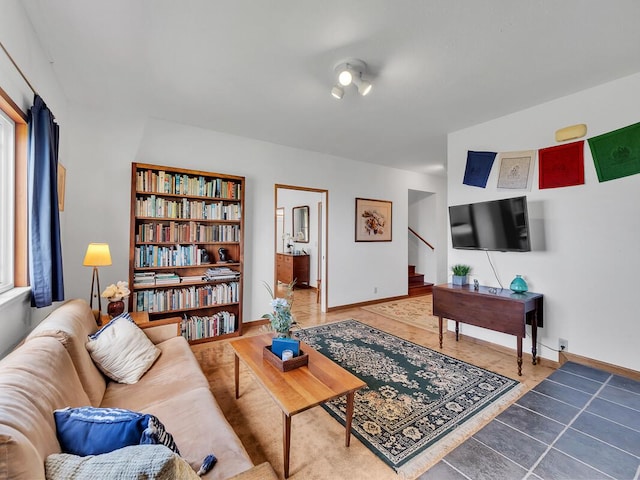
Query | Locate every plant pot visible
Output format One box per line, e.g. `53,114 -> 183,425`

452,275 -> 468,286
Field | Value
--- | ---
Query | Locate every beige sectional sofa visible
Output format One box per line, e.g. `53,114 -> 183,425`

0,299 -> 271,479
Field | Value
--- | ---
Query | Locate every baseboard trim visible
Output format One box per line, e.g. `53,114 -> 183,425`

327,294 -> 410,312
559,351 -> 640,382
454,333 -> 560,370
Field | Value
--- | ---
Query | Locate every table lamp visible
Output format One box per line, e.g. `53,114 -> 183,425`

83,243 -> 112,321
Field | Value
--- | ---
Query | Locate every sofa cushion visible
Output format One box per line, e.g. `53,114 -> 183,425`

86,315 -> 160,384
26,299 -> 107,406
100,335 -> 209,411
54,406 -> 179,456
45,444 -> 199,480
0,336 -> 92,480
119,386 -> 253,480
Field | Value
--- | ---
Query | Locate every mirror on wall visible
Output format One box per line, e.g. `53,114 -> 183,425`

292,205 -> 309,243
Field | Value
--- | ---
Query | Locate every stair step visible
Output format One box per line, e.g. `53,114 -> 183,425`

408,265 -> 416,276
408,282 -> 433,296
409,272 -> 425,285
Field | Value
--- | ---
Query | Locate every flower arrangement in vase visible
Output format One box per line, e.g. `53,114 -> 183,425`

101,281 -> 130,318
262,280 -> 297,337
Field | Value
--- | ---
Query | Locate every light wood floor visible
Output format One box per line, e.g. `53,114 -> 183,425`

191,288 -> 558,479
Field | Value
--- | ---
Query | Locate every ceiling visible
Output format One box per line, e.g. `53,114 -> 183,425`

21,0 -> 640,175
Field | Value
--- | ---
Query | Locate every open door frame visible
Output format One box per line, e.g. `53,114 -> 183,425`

274,184 -> 328,312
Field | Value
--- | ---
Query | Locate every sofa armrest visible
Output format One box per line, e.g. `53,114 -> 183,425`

138,317 -> 182,344
100,313 -> 182,344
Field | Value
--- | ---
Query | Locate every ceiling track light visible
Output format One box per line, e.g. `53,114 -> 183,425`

331,58 -> 372,99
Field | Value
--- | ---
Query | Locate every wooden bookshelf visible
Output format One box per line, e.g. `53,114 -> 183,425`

128,163 -> 244,343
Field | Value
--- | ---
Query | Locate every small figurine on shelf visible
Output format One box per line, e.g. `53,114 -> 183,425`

101,281 -> 130,318
218,247 -> 231,262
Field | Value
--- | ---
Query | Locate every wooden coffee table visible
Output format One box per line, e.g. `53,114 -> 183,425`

230,334 -> 366,478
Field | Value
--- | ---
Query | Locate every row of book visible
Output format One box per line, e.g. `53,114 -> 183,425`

181,311 -> 236,341
136,170 -> 242,199
136,221 -> 240,243
133,270 -> 239,286
132,282 -> 240,313
134,245 -> 210,268
135,196 -> 242,221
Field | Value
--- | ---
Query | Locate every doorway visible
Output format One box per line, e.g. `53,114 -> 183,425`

274,185 -> 328,313
408,189 -> 438,286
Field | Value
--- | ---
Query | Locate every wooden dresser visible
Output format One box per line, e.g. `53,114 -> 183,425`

276,253 -> 310,287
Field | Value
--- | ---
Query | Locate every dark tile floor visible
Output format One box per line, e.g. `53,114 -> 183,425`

419,362 -> 640,480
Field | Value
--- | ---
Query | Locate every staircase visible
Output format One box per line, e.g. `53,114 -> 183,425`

408,265 -> 433,296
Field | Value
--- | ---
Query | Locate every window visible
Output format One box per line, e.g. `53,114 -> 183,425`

0,107 -> 15,294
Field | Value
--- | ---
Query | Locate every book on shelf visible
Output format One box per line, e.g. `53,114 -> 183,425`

181,311 -> 236,341
205,267 -> 240,281
155,273 -> 181,285
134,272 -> 157,286
180,275 -> 205,283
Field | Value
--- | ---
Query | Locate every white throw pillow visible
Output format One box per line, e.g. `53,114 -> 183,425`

86,316 -> 160,384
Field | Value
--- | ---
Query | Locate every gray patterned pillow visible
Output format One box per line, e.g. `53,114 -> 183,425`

45,444 -> 199,480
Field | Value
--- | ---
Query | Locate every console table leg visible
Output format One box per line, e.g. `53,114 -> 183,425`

455,321 -> 459,341
438,317 -> 443,348
531,311 -> 538,365
517,336 -> 523,376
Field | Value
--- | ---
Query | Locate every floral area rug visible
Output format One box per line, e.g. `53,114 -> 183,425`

360,295 -> 439,332
294,320 -> 523,479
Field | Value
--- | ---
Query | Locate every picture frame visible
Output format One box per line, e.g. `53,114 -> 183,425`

355,197 -> 392,242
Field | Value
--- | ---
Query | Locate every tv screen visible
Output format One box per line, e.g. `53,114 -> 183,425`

449,196 -> 531,252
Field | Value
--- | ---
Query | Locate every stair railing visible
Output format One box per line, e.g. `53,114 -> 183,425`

408,227 -> 435,251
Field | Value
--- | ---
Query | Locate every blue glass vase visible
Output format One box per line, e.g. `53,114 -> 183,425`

510,275 -> 528,293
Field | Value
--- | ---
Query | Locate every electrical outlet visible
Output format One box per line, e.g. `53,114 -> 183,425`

373,287 -> 378,294
559,338 -> 568,352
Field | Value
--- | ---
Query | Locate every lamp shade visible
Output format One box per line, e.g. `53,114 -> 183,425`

83,243 -> 112,267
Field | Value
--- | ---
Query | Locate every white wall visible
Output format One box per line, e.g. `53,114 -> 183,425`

59,115 -> 448,326
447,73 -> 640,371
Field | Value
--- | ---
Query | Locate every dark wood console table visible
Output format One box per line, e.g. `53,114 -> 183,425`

432,283 -> 543,376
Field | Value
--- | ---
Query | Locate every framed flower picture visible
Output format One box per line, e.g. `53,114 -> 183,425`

355,198 -> 392,242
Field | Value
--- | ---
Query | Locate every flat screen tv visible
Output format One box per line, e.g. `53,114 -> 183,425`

449,196 -> 531,252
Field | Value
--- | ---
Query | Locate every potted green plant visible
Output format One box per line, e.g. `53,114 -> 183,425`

451,264 -> 471,286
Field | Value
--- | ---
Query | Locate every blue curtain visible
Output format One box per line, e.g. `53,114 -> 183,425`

27,94 -> 64,307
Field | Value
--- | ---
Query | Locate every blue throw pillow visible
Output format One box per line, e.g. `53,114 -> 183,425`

54,406 -> 180,456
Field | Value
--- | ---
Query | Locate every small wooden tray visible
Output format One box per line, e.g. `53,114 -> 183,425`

263,345 -> 309,372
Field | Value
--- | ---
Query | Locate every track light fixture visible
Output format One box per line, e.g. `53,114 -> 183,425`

331,59 -> 372,99
331,85 -> 344,99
